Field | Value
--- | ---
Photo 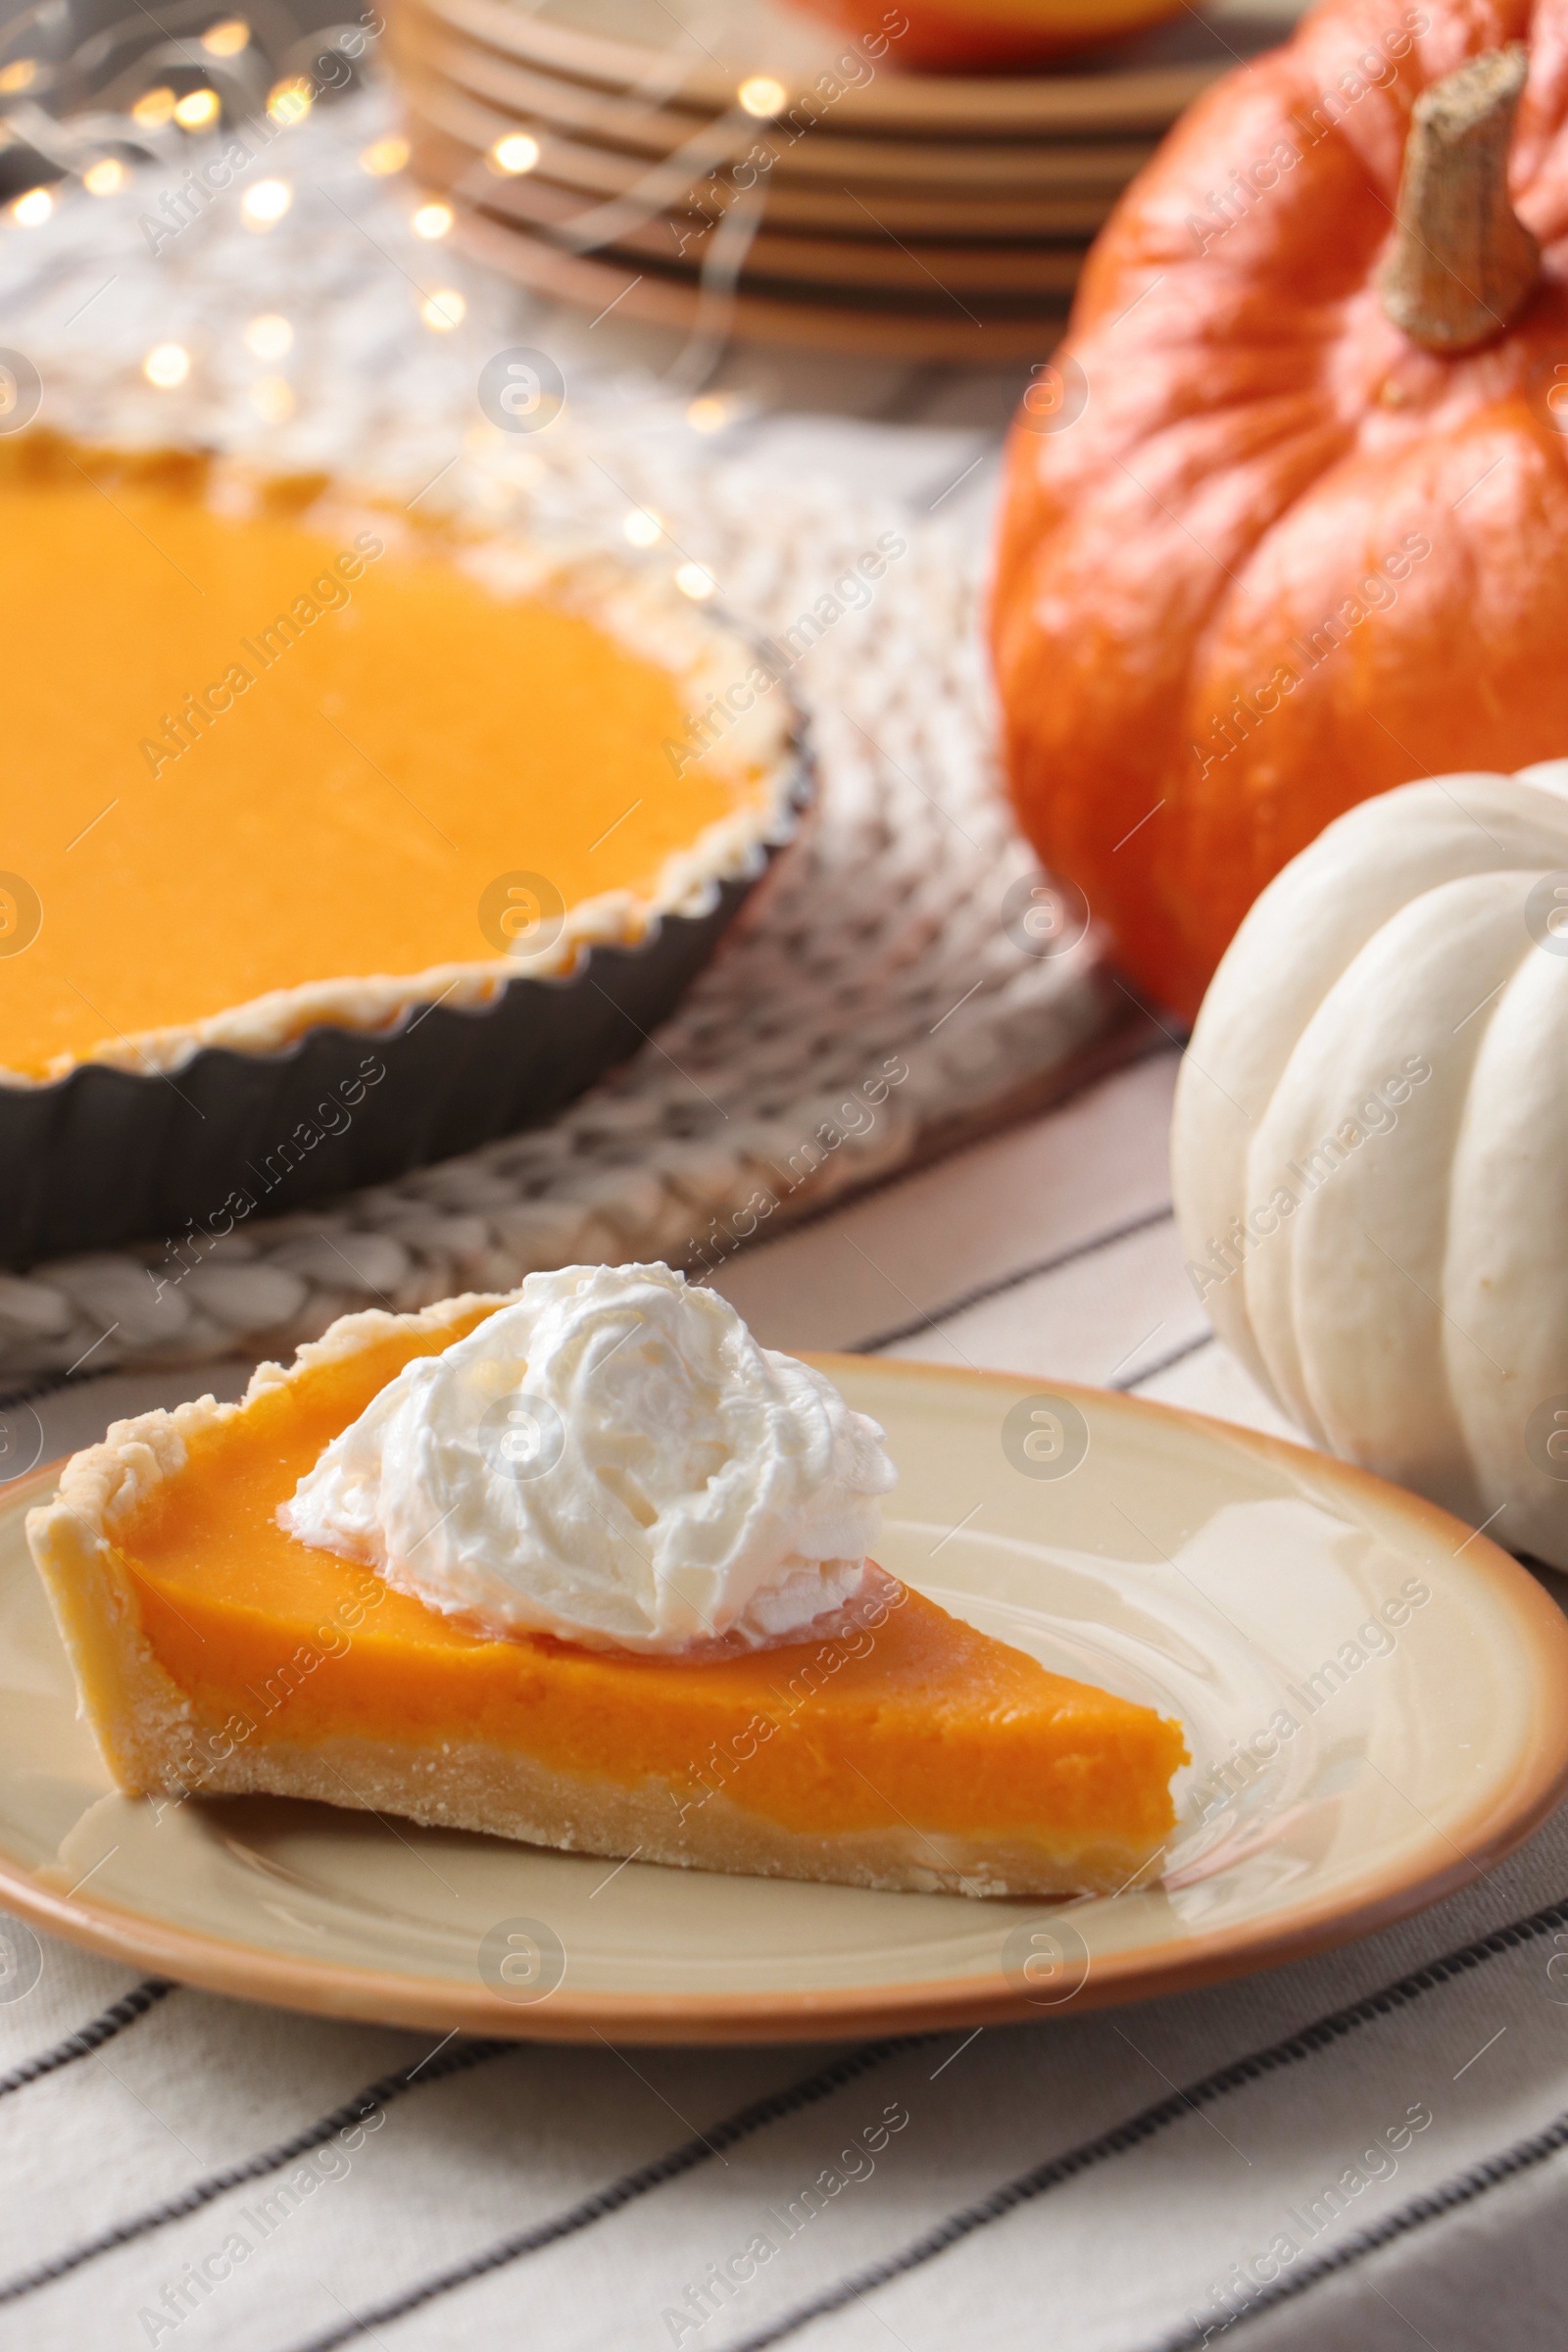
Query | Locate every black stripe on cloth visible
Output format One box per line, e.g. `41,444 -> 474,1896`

713,1034 -> 1180,1312
1114,1331 -> 1214,1395
857,1202 -> 1177,1358
0,2034 -> 511,2307
276,2035 -> 927,2352
0,1977 -> 173,2103
1135,2102 -> 1568,2352
710,1888 -> 1568,2352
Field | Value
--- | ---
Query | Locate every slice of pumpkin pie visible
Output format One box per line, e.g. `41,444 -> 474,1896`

27,1265 -> 1186,1898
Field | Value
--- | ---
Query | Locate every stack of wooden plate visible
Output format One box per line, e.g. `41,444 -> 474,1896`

390,0 -> 1291,361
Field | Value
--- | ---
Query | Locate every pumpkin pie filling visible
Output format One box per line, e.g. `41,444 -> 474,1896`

28,1287 -> 1187,1897
1,441 -> 776,1081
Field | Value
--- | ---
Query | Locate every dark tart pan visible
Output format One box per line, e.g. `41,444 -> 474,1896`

0,801 -> 806,1268
0,438 -> 811,1266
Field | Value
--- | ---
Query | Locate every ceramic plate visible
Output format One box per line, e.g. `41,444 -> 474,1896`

2,1359 -> 1566,2044
448,213 -> 1070,363
415,0 -> 1263,132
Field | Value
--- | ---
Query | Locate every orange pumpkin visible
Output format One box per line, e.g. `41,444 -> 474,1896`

991,0 -> 1568,1021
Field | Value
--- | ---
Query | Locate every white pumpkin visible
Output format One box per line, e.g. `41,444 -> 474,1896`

1172,760 -> 1568,1567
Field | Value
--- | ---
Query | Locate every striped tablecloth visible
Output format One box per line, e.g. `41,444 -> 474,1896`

5,1049 -> 1567,2352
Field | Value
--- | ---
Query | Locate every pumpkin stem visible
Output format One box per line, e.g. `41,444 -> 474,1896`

1378,43 -> 1540,354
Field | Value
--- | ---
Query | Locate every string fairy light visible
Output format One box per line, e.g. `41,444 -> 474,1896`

143,342 -> 190,387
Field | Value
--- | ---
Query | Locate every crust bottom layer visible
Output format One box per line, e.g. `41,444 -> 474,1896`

173,1730 -> 1160,1900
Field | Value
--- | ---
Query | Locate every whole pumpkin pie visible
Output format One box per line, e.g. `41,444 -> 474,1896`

0,435 -> 803,1261
26,1266 -> 1187,1898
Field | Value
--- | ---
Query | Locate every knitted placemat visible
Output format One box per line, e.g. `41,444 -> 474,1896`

0,86 -> 1124,1383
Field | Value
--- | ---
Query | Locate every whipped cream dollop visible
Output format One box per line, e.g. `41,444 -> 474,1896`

278,1262 -> 898,1653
